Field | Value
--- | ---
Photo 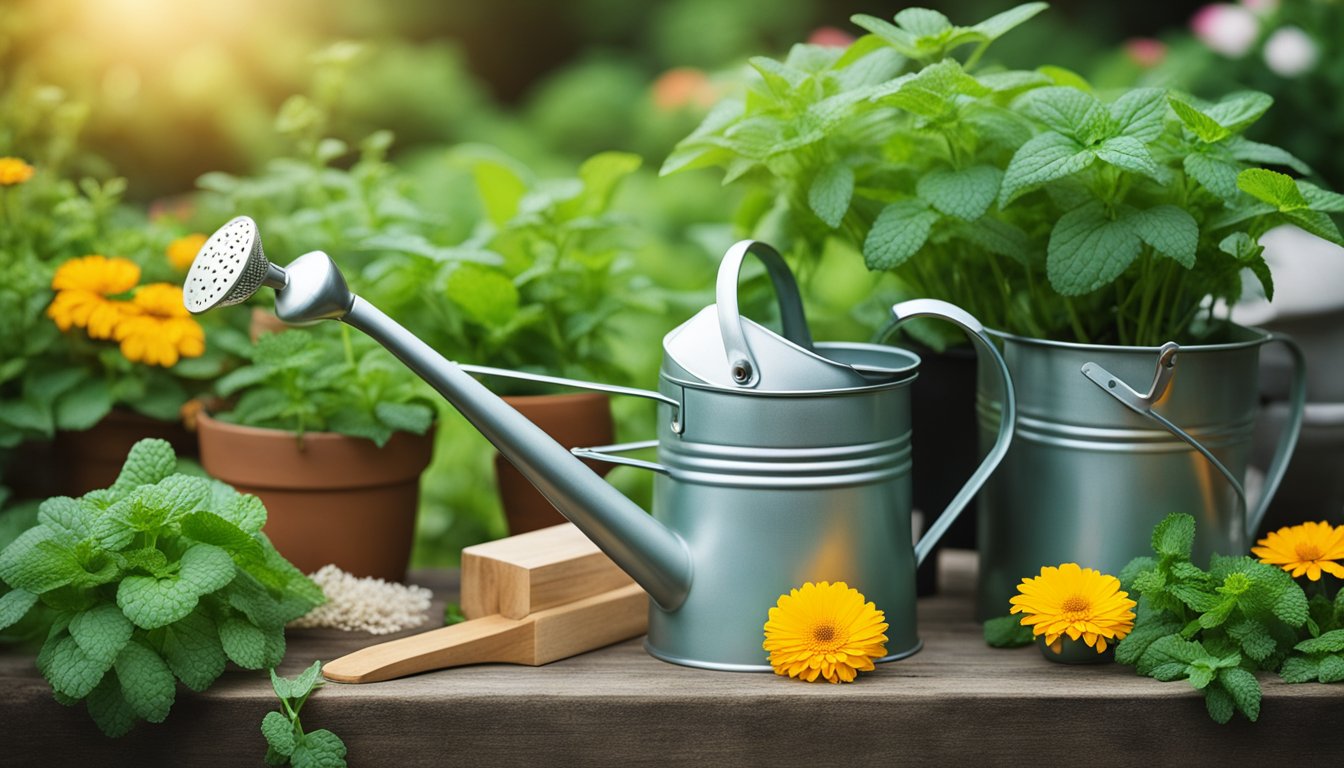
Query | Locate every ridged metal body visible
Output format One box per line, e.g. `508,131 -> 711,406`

974,326 -> 1304,619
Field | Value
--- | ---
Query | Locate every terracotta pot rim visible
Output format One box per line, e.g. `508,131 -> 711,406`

501,391 -> 611,405
197,409 -> 434,443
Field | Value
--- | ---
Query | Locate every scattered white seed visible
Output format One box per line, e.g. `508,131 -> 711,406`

288,564 -> 434,635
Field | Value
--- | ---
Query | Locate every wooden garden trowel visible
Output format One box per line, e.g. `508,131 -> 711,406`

322,524 -> 645,683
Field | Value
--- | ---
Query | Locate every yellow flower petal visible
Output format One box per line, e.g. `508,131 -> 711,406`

763,580 -> 887,684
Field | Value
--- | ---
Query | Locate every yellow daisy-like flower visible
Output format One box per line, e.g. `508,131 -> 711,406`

0,156 -> 35,186
1009,563 -> 1136,655
46,255 -> 142,338
763,581 -> 888,684
166,233 -> 208,271
1253,521 -> 1344,581
113,283 -> 205,367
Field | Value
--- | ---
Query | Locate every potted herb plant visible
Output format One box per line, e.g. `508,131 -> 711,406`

663,3 -> 1344,615
197,326 -> 436,581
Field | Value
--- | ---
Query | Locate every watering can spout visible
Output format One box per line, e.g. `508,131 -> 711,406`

182,219 -> 693,611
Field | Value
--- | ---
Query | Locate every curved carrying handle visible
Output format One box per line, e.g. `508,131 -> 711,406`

1080,333 -> 1306,537
716,240 -> 814,387
883,299 -> 1017,567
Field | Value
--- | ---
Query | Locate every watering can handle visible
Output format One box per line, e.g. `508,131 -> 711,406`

716,240 -> 814,388
1080,333 -> 1306,537
883,300 -> 1017,567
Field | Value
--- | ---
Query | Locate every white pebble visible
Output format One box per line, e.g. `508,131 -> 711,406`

289,565 -> 434,635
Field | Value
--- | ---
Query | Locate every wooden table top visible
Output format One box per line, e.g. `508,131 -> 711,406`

4,550 -> 1342,766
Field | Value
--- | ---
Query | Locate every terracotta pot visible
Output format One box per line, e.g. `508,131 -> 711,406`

196,411 -> 433,581
495,392 -> 614,535
41,410 -> 195,498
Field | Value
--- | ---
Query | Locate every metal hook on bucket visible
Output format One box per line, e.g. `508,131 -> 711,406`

1081,342 -> 1249,522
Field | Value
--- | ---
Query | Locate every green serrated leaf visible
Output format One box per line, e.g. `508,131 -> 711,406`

1205,91 -> 1273,134
117,574 -> 200,630
374,402 -> 433,436
37,496 -> 93,540
917,166 -> 1002,221
1133,205 -> 1198,267
446,264 -> 520,328
1184,152 -> 1241,201
1295,628 -> 1344,654
263,710 -> 298,757
983,614 -> 1034,648
1318,655 -> 1344,683
808,164 -> 854,229
69,604 -> 134,666
1169,98 -> 1229,144
1152,514 -> 1195,559
178,543 -> 237,596
999,132 -> 1095,205
85,673 -> 137,737
54,378 -> 114,432
110,439 -> 178,496
1046,201 -> 1141,295
40,634 -> 114,699
1205,685 -> 1235,724
1108,88 -> 1167,143
114,640 -> 176,723
972,2 -> 1048,41
291,728 -> 348,768
1188,664 -> 1215,689
0,526 -> 83,593
0,587 -> 38,630
1279,655 -> 1321,683
1015,87 -> 1107,144
1238,168 -> 1308,211
1226,138 -> 1311,175
1218,667 -> 1261,721
1094,136 -> 1162,180
180,510 -> 262,560
863,201 -> 939,270
290,660 -> 325,700
1227,619 -> 1277,662
161,612 -> 226,692
219,615 -> 269,669
1272,586 -> 1309,628
1284,209 -> 1344,245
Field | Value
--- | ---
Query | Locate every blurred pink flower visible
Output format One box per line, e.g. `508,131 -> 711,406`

1124,38 -> 1168,68
652,68 -> 718,112
808,27 -> 856,48
1263,26 -> 1319,76
1191,3 -> 1260,57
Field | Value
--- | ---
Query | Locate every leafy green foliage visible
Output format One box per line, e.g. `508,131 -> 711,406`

213,327 -> 434,446
1116,513 -> 1344,724
262,661 -> 348,768
983,614 -> 1034,648
665,3 -> 1344,346
0,439 -> 324,736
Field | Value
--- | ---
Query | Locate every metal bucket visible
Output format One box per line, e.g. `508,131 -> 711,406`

974,325 -> 1306,620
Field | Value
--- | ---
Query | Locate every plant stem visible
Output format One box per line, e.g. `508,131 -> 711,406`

1064,298 -> 1090,343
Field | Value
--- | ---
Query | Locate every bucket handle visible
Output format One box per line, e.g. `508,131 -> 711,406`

716,240 -> 815,388
1080,333 -> 1306,537
882,300 -> 1017,567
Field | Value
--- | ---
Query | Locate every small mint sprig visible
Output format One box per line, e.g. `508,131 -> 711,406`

262,661 -> 347,768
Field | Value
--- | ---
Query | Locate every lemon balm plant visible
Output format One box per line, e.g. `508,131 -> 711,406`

663,2 -> 1344,348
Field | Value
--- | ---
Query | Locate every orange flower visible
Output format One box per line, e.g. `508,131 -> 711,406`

0,157 -> 35,186
1253,521 -> 1344,581
651,68 -> 718,111
46,255 -> 141,338
166,233 -> 208,271
113,283 -> 205,367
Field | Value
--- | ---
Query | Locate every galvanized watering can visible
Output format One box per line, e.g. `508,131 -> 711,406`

185,217 -> 1016,670
974,328 -> 1306,619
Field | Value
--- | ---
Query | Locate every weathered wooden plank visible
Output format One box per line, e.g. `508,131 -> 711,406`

2,553 -> 1341,766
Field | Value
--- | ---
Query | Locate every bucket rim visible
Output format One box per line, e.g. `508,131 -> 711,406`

985,322 -> 1273,354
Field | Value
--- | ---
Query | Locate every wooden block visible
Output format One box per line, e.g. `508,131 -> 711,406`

322,583 -> 648,683
460,523 -> 636,620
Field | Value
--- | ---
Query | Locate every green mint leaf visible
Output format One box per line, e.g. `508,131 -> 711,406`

85,674 -> 137,738
219,616 -> 269,669
863,201 -> 938,270
0,587 -> 38,630
999,132 -> 1095,206
1118,556 -> 1157,590
1295,629 -> 1344,654
137,475 -> 214,520
1141,634 -> 1207,670
161,612 -> 226,692
1037,65 -> 1092,91
1225,138 -> 1311,175
470,158 -> 528,227
1273,585 -> 1309,628
110,439 -> 178,497
1204,91 -> 1273,134
69,604 -> 134,666
0,398 -> 53,435
1302,182 -> 1344,212
1227,619 -> 1277,662
113,640 -> 176,723
948,217 -> 1031,264
983,614 -> 1034,648
37,496 -> 93,540
1218,667 -> 1261,721
291,728 -> 348,768
1046,201 -> 1141,295
1279,655 -> 1321,684
180,511 -> 263,560
446,263 -> 520,328
1205,685 -> 1235,724
262,710 -> 297,757
270,666 -> 295,700
894,7 -> 952,37
569,151 -> 641,217
808,164 -> 855,228
1237,168 -> 1309,210
1132,205 -> 1197,267
1284,209 -> 1344,245
289,660 -> 325,700
1188,664 -> 1216,690
117,574 -> 201,630
1152,513 -> 1195,559
0,527 -> 83,594
1015,87 -> 1107,145
1319,655 -> 1344,683
1148,662 -> 1191,682
53,378 -> 114,432
1115,614 -> 1182,667
749,56 -> 807,98
1094,136 -> 1162,180
1168,98 -> 1229,144
1108,88 -> 1167,143
219,491 -> 267,534
1184,152 -> 1241,201
851,15 -> 920,59
39,634 -> 114,699
178,543 -> 237,596
971,2 -> 1048,41
215,364 -> 273,397
266,746 -> 289,767
119,547 -> 171,577
1218,232 -> 1262,262
917,165 -> 1002,221
373,401 -> 433,436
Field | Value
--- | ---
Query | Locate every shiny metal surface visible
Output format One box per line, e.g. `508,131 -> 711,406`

975,327 -> 1307,620
183,216 -> 286,313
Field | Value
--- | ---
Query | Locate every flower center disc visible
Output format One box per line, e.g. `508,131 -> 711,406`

1060,595 -> 1090,615
1295,542 -> 1324,562
812,624 -> 837,644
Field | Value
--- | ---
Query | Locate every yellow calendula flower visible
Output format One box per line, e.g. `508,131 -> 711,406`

763,581 -> 888,684
166,233 -> 208,271
0,156 -> 35,185
46,255 -> 142,338
1253,521 -> 1344,581
113,283 -> 205,367
1010,563 -> 1136,655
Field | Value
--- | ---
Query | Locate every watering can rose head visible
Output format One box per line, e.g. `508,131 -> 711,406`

1010,563 -> 1136,655
763,581 -> 888,683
